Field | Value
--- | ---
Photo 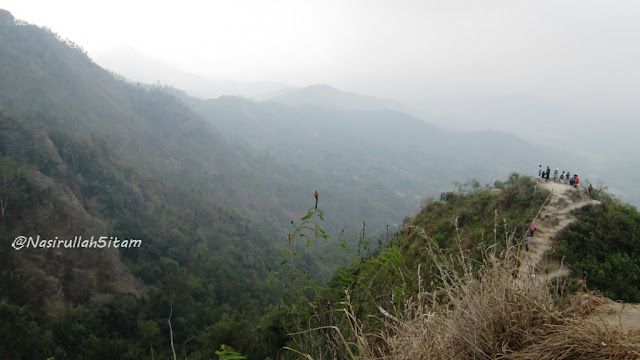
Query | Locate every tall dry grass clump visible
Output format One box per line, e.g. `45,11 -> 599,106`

374,230 -> 557,359
318,230 -> 640,360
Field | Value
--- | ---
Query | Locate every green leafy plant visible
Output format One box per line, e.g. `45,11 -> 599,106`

276,191 -> 350,299
214,344 -> 247,360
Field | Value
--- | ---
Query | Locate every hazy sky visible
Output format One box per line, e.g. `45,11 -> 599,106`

2,0 -> 639,111
2,1 -> 639,203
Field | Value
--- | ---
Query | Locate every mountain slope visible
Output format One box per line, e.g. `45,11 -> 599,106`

269,84 -> 409,113
286,175 -> 640,359
0,112 -> 288,358
0,13 -> 414,242
0,11 -> 298,359
187,95 -> 551,207
0,12 -> 297,233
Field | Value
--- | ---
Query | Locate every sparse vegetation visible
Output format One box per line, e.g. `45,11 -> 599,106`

289,235 -> 640,360
353,235 -> 638,359
555,196 -> 569,209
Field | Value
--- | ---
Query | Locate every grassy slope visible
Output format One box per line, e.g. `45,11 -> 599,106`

284,174 -> 640,359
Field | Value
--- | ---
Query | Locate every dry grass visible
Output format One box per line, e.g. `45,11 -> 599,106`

291,230 -> 640,359
567,187 -> 588,203
507,319 -> 640,360
376,231 -> 558,360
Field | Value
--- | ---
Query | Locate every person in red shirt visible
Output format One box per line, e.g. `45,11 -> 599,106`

530,222 -> 536,237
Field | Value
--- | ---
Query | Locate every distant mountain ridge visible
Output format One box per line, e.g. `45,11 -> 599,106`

186,91 -> 559,212
269,84 -> 411,113
94,45 -> 291,100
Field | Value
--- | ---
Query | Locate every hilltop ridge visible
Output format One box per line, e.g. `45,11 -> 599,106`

520,180 -> 600,282
286,175 -> 640,359
521,180 -> 640,334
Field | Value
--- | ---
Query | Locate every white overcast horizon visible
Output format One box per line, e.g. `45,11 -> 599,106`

2,1 -> 639,129
2,0 -> 640,204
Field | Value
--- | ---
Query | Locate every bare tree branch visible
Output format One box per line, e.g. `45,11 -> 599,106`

168,302 -> 177,360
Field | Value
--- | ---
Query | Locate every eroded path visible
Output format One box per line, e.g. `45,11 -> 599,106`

519,180 -> 598,282
519,180 -> 640,333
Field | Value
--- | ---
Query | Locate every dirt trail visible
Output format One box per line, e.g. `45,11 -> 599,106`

518,180 -> 598,282
519,180 -> 640,333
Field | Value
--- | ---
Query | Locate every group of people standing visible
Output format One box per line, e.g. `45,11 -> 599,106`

526,164 -> 596,253
537,165 -> 580,188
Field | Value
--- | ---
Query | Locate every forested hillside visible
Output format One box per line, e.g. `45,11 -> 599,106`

0,14 -> 283,232
0,12 -> 299,359
0,113 -> 293,358
185,94 -> 582,226
1,8 -> 415,241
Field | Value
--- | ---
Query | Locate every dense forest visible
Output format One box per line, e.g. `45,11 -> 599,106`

0,113 -> 288,358
0,12 -> 292,359
554,189 -> 640,302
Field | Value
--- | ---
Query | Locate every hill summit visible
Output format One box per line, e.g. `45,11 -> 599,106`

284,175 -> 640,359
269,84 -> 407,112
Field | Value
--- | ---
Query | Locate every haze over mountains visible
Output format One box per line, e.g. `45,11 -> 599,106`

96,45 -> 639,207
2,6 -> 639,359
0,5 -> 636,302
187,89 -> 533,200
96,46 -> 291,100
